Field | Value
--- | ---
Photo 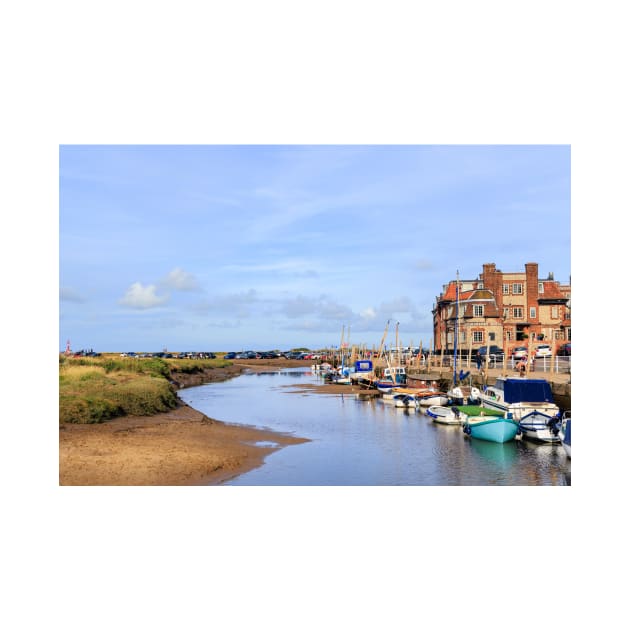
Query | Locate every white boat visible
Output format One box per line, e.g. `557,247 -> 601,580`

381,392 -> 413,406
393,394 -> 420,408
559,411 -> 571,457
447,384 -> 482,405
417,392 -> 449,407
426,405 -> 466,425
479,377 -> 561,442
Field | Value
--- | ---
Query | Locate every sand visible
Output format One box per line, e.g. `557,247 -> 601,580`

59,359 -> 311,486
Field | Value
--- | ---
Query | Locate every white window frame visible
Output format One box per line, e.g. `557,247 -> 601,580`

512,283 -> 523,295
472,330 -> 484,343
502,284 -> 510,295
473,304 -> 484,317
530,307 -> 536,319
513,307 -> 524,318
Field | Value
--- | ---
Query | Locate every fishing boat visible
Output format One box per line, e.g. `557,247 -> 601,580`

462,412 -> 520,443
479,377 -> 560,442
559,411 -> 571,457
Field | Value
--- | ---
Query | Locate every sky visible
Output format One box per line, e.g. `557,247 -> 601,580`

59,144 -> 570,352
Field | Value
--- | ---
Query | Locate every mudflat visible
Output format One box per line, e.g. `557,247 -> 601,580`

59,403 -> 307,486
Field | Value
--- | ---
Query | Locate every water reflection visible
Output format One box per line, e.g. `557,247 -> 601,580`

180,368 -> 570,486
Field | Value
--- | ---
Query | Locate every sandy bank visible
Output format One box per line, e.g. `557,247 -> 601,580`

59,359 -> 311,486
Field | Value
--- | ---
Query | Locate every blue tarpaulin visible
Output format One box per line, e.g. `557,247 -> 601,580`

503,378 -> 553,403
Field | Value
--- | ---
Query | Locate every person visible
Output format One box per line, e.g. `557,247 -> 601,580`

476,353 -> 482,370
518,357 -> 527,377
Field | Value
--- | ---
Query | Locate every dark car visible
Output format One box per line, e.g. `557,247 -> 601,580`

557,342 -> 571,356
476,346 -> 505,361
224,352 -> 237,359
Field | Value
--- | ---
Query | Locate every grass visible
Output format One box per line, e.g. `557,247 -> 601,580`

59,354 -> 236,423
59,356 -> 183,423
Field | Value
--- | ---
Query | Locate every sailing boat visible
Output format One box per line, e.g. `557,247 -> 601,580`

376,321 -> 407,392
446,271 -> 481,405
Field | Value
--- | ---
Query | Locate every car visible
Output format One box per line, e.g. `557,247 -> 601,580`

511,346 -> 528,360
224,352 -> 237,359
557,343 -> 571,356
476,346 -> 505,361
534,344 -> 553,358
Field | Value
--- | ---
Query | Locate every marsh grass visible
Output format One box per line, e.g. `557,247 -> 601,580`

59,357 -> 179,423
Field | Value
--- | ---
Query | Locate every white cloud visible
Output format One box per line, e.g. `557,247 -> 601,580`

119,282 -> 169,309
160,267 -> 200,291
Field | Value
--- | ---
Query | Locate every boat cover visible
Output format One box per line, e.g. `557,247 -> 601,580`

503,378 -> 553,403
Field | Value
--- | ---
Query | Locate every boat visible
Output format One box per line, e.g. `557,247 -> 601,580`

426,405 -> 466,425
558,411 -> 571,457
479,377 -> 561,442
381,392 -> 415,406
447,384 -> 482,405
427,404 -> 504,425
393,394 -> 420,408
462,412 -> 520,443
416,391 -> 449,407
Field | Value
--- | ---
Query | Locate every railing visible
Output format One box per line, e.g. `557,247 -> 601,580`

401,354 -> 570,373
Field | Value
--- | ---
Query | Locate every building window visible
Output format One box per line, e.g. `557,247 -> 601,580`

513,307 -> 523,318
478,282 -> 484,289
552,306 -> 559,319
538,282 -> 544,293
530,307 -> 536,319
502,284 -> 510,294
473,331 -> 484,343
473,305 -> 484,317
489,332 -> 495,341
512,283 -> 523,295
503,307 -> 510,319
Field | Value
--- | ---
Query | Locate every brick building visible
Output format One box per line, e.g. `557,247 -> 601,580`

433,262 -> 571,355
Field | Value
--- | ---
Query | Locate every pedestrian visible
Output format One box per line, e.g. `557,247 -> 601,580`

518,357 -> 527,377
476,353 -> 482,370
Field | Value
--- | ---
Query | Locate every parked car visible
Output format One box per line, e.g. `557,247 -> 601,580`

224,352 -> 237,359
534,344 -> 553,358
511,346 -> 528,360
557,342 -> 571,356
476,346 -> 505,361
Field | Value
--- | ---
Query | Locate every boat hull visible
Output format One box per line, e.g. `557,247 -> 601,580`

559,417 -> 571,457
426,405 -> 465,425
517,410 -> 561,443
464,417 -> 519,443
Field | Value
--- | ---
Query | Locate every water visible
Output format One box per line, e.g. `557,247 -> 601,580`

179,368 -> 571,486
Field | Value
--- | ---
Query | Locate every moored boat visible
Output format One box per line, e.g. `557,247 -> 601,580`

462,412 -> 519,443
559,411 -> 571,457
447,384 -> 482,405
479,377 -> 560,442
393,394 -> 420,408
426,405 -> 466,425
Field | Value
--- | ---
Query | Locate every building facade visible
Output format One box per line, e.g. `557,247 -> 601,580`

433,262 -> 571,355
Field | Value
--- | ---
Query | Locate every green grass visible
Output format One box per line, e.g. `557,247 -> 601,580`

59,358 -> 179,423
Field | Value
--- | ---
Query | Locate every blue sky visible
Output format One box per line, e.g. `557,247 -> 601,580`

59,145 -> 570,352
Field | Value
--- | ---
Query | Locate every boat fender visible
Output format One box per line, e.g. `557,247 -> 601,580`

463,424 -> 471,435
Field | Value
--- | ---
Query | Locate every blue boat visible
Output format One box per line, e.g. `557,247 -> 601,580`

463,413 -> 520,443
559,412 -> 571,457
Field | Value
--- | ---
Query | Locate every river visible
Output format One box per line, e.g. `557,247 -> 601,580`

179,367 -> 571,486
